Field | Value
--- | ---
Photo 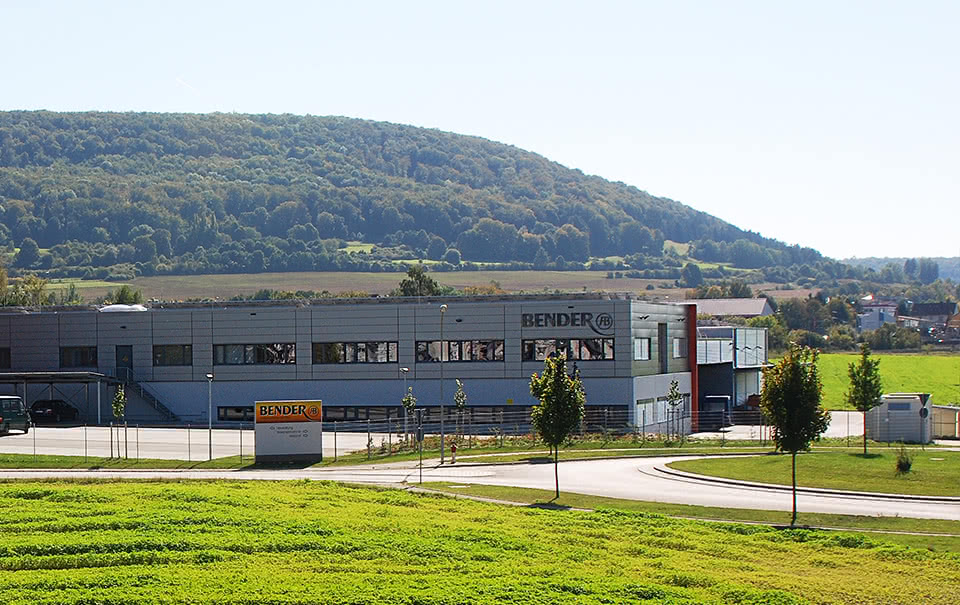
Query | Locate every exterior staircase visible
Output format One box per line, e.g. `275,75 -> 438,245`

115,369 -> 179,422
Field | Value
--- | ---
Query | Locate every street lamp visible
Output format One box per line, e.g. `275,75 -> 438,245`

440,303 -> 447,465
400,367 -> 410,440
206,373 -> 214,461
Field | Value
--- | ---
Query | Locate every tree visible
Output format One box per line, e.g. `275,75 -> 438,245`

396,264 -> 441,297
13,237 -> 40,268
112,385 -> 127,420
111,385 -> 128,459
845,343 -> 884,454
903,257 -> 918,280
530,354 -> 586,498
665,379 -> 684,441
681,262 -> 704,287
760,343 -> 831,525
109,285 -> 143,304
918,258 -> 939,284
453,378 -> 467,437
401,386 -> 417,443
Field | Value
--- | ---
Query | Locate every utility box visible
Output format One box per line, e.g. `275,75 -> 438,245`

866,393 -> 932,444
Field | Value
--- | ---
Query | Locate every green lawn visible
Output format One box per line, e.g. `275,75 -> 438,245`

0,481 -> 957,604
424,482 -> 960,552
0,453 -> 251,470
819,352 -> 960,409
668,450 -> 960,496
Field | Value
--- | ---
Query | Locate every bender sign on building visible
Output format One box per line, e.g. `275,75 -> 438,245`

254,400 -> 323,463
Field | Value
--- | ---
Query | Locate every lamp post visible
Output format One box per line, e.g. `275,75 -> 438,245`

400,367 -> 410,441
440,303 -> 447,465
206,373 -> 213,461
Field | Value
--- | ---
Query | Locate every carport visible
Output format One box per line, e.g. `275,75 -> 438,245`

0,372 -> 122,425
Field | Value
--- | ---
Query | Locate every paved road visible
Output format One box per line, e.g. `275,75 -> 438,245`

1,455 -> 956,521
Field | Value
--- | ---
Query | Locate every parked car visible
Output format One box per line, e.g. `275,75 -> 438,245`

30,399 -> 79,424
0,395 -> 30,434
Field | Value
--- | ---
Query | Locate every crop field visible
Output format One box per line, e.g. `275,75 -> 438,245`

819,352 -> 960,409
0,481 -> 958,604
60,270 -> 683,302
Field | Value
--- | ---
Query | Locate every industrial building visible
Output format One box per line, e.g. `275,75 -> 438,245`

0,294 -> 698,429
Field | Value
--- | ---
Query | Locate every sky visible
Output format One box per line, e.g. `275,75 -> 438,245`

3,1 -> 957,260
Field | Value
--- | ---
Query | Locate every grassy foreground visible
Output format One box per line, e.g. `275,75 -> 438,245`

0,481 -> 958,604
818,352 -> 960,409
424,483 -> 960,552
668,450 -> 960,496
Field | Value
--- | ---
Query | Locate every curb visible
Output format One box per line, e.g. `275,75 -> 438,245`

654,465 -> 960,503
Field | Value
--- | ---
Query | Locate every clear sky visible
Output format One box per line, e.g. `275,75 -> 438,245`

3,1 -> 957,260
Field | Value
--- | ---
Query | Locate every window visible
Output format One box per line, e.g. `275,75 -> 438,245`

214,343 -> 296,365
634,338 -> 650,361
673,338 -> 688,359
60,346 -> 98,368
153,345 -> 192,366
0,347 -> 9,369
416,340 -> 505,362
313,342 -> 398,364
521,338 -> 614,361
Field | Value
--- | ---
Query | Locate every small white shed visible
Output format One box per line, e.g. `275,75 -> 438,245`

866,393 -> 932,444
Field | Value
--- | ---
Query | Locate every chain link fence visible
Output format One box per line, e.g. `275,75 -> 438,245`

0,409 -> 888,463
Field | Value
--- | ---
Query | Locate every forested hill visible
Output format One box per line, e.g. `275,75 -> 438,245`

0,111 -> 829,280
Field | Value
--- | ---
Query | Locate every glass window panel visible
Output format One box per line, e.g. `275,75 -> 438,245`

634,338 -> 650,361
448,341 -> 461,361
603,339 -> 615,359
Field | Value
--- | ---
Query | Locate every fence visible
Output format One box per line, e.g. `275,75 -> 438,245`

0,409 -> 885,465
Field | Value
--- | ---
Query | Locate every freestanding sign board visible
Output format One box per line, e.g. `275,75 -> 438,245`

254,400 -> 323,463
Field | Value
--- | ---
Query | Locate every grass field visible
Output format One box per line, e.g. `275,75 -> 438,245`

819,352 -> 960,408
667,450 -> 960,496
424,482 -> 960,552
0,480 -> 957,604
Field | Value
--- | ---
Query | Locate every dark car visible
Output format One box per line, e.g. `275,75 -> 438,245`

30,399 -> 79,424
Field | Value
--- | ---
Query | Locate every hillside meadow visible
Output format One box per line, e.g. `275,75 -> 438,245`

819,352 -> 960,409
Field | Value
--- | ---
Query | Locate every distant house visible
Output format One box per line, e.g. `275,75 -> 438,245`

858,298 -> 898,333
692,298 -> 774,319
909,302 -> 959,324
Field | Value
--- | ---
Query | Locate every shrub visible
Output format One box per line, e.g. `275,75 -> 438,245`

895,444 -> 913,475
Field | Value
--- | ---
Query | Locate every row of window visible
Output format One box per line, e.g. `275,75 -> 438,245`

52,337 -> 688,368
416,340 -> 506,362
521,339 -> 615,361
633,338 -> 687,360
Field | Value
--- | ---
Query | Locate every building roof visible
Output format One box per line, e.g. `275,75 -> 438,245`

691,298 -> 773,318
910,302 -> 959,318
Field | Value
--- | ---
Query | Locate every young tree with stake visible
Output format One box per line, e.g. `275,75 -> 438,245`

760,343 -> 831,526
845,343 -> 884,455
530,354 -> 585,499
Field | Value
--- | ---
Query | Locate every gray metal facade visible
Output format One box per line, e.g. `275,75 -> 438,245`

0,295 -> 693,424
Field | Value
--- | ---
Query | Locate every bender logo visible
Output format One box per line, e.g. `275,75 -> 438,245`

521,311 -> 614,336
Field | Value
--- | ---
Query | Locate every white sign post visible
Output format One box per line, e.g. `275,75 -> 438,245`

254,400 -> 323,464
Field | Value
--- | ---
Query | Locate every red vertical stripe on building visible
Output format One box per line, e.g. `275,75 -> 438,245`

687,303 -> 699,432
